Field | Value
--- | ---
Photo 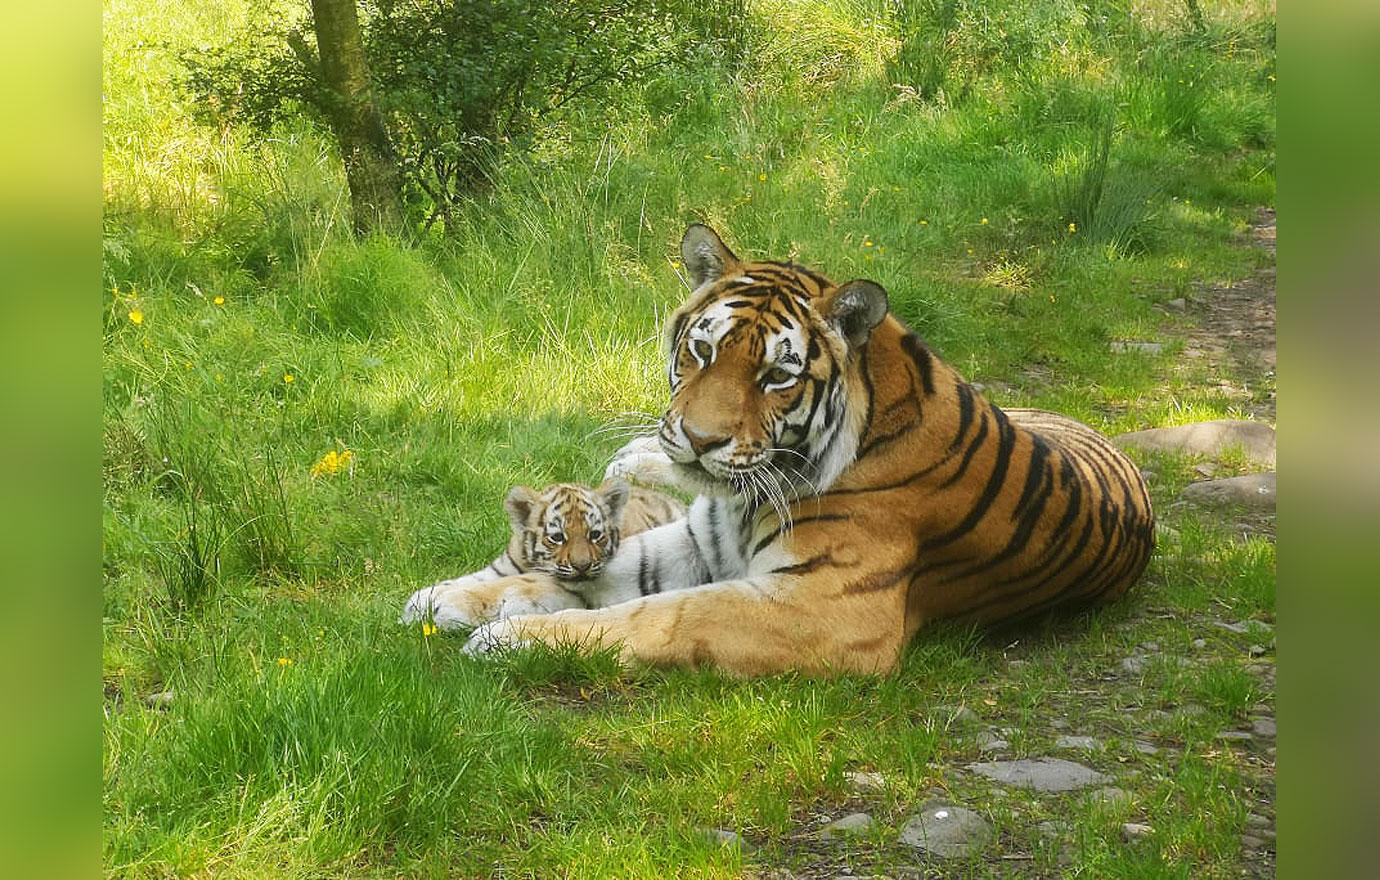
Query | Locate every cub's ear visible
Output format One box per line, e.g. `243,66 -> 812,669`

822,279 -> 889,349
680,223 -> 740,288
597,479 -> 631,522
504,486 -> 538,529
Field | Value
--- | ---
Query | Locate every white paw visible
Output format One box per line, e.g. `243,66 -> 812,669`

400,580 -> 484,630
604,436 -> 677,486
462,618 -> 528,656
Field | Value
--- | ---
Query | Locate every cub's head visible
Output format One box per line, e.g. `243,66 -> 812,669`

505,481 -> 630,581
657,224 -> 889,498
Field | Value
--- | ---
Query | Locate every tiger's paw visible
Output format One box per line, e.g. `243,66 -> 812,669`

400,581 -> 485,630
462,618 -> 531,656
604,435 -> 677,487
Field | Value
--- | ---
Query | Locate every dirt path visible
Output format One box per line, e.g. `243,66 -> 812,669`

1180,208 -> 1277,422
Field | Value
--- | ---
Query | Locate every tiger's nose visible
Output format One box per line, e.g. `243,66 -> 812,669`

683,422 -> 731,457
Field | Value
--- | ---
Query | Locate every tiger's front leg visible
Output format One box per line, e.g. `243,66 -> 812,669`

463,575 -> 907,677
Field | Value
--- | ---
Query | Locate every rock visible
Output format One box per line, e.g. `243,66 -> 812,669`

1217,619 -> 1273,635
844,770 -> 887,793
1251,717 -> 1276,738
1132,740 -> 1160,755
1055,735 -> 1099,752
1122,823 -> 1154,842
1164,297 -> 1187,311
1139,641 -> 1161,653
1192,638 -> 1207,649
977,731 -> 1010,753
1050,718 -> 1070,730
1216,730 -> 1254,742
1241,834 -> 1266,850
702,828 -> 751,850
1193,462 -> 1219,478
1109,341 -> 1164,355
1179,474 -> 1276,510
1246,813 -> 1271,828
819,812 -> 873,839
1114,420 -> 1276,467
1088,786 -> 1132,806
898,802 -> 993,858
1035,820 -> 1063,838
144,690 -> 174,710
1248,644 -> 1269,657
1120,655 -> 1147,675
934,705 -> 979,726
966,757 -> 1110,792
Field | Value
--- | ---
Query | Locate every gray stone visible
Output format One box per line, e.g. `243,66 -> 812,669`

1192,638 -> 1207,649
1088,786 -> 1132,806
819,812 -> 874,839
966,757 -> 1110,792
1248,644 -> 1269,657
1241,834 -> 1266,850
1133,740 -> 1160,755
1179,473 -> 1276,511
1246,813 -> 1271,828
1055,735 -> 1100,752
935,705 -> 979,726
1193,462 -> 1219,478
1165,297 -> 1187,311
1035,820 -> 1063,838
1216,730 -> 1254,742
844,770 -> 887,793
898,802 -> 993,858
1114,420 -> 1276,467
977,731 -> 1010,753
1109,341 -> 1164,355
144,690 -> 174,710
1050,718 -> 1070,730
1216,619 -> 1273,635
1251,717 -> 1276,738
1120,655 -> 1147,675
1122,823 -> 1154,842
1139,641 -> 1161,653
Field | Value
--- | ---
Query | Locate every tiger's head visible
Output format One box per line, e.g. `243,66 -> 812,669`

657,224 -> 890,501
505,481 -> 630,581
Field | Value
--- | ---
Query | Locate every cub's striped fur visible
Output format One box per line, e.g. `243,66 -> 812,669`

400,481 -> 685,628
414,225 -> 1154,675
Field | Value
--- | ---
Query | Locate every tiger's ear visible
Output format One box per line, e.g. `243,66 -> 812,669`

597,479 -> 631,522
822,280 -> 889,349
680,224 -> 740,288
504,486 -> 538,529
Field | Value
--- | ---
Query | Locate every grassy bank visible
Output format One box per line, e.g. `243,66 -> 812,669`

104,1 -> 1276,876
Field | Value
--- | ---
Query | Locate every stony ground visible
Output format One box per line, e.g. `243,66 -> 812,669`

718,213 -> 1279,880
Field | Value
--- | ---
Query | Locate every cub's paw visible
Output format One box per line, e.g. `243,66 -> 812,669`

462,618 -> 530,656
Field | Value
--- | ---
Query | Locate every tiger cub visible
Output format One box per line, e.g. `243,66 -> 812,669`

401,480 -> 685,628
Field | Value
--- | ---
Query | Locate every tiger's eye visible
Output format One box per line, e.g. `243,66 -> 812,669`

588,529 -> 603,541
546,532 -> 565,545
763,366 -> 794,386
690,339 -> 713,363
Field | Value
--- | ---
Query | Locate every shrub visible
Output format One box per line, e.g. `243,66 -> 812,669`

183,0 -> 749,231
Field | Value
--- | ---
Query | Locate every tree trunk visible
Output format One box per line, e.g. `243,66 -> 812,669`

309,0 -> 403,235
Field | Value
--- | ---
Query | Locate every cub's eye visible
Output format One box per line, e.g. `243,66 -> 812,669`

690,339 -> 714,363
588,528 -> 603,541
762,366 -> 795,387
546,532 -> 565,545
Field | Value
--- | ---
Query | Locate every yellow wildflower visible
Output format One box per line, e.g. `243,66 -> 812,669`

213,295 -> 225,306
758,173 -> 767,182
1068,222 -> 1077,233
980,217 -> 989,225
276,656 -> 293,667
863,239 -> 873,248
283,373 -> 295,384
310,448 -> 355,478
127,309 -> 144,325
422,623 -> 438,637
919,219 -> 929,226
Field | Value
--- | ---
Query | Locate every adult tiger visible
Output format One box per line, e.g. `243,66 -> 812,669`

421,224 -> 1154,675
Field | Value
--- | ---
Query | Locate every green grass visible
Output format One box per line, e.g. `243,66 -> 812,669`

104,0 -> 1275,876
